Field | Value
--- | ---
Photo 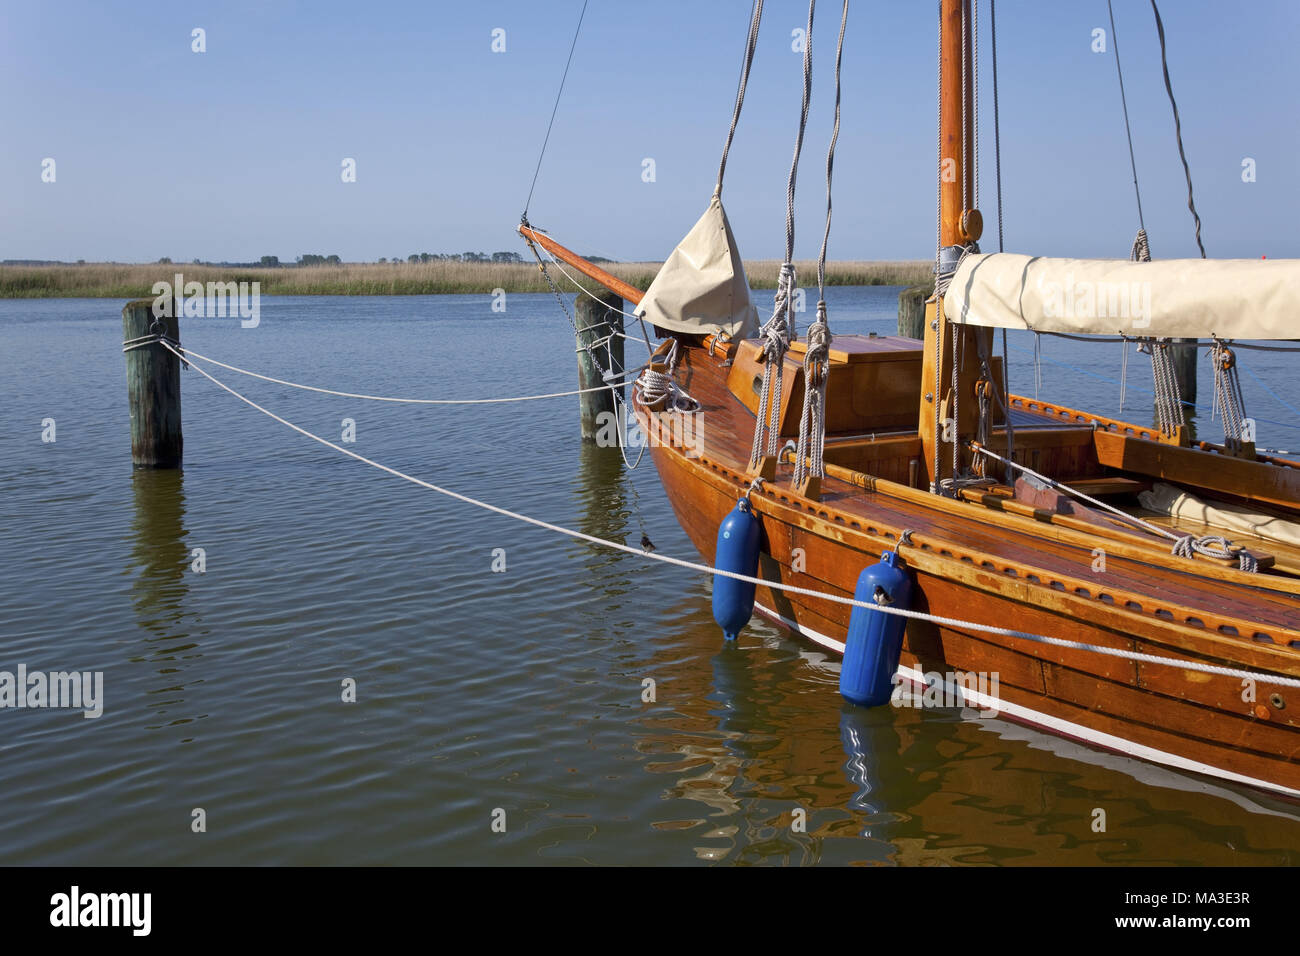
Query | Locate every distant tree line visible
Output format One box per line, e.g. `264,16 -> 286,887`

391,252 -> 525,264
245,252 -> 535,266
28,251 -> 620,268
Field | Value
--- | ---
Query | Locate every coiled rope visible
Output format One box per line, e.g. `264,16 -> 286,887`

634,339 -> 699,412
164,339 -> 1299,689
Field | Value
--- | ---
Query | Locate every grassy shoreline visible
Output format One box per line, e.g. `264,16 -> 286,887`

0,260 -> 933,298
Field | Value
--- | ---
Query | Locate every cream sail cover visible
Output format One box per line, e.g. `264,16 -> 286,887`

943,254 -> 1300,339
1139,482 -> 1300,548
636,195 -> 760,340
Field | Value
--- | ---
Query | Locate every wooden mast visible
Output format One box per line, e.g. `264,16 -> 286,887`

920,0 -> 991,491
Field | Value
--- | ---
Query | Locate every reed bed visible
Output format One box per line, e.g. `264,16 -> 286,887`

0,259 -> 933,298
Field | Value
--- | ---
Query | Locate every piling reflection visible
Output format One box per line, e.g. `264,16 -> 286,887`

572,440 -> 628,550
571,440 -> 638,621
128,469 -> 189,626
127,469 -> 205,733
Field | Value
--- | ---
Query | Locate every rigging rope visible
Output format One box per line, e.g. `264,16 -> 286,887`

1131,226 -> 1151,263
1143,337 -> 1186,437
528,239 -> 650,327
1210,338 -> 1250,455
527,237 -> 623,381
1107,0 -> 1146,236
167,340 -> 1298,688
750,0 -> 808,468
971,0 -> 978,213
971,322 -> 1013,476
815,3 -> 845,299
785,0 -> 815,276
792,0 -> 847,492
1031,332 -> 1300,353
986,0 -> 1016,485
949,321 -> 961,489
1119,336 -> 1130,411
525,235 -> 648,470
1002,337 -> 1300,434
522,0 -> 589,220
716,0 -> 764,197
930,1 -> 943,493
989,0 -> 1004,255
960,0 -> 969,217
1150,0 -> 1205,258
1128,226 -> 1149,264
1032,332 -> 1042,398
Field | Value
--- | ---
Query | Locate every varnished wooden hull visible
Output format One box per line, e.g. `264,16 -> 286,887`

634,342 -> 1300,799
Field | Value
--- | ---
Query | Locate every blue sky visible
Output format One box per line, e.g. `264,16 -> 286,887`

1,0 -> 1295,263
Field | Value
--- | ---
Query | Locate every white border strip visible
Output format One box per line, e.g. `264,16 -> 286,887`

752,602 -> 1300,800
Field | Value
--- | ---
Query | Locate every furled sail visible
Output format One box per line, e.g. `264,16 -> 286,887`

636,195 -> 760,341
1140,482 -> 1300,548
943,253 -> 1300,340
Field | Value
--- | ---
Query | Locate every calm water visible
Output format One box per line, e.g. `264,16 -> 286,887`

3,287 -> 1299,866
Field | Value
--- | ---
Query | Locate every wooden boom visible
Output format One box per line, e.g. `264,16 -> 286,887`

517,224 -> 645,306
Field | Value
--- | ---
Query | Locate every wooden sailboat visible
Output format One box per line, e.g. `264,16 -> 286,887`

521,0 -> 1300,798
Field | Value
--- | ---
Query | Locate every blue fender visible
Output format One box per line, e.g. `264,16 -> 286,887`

840,551 -> 914,706
712,497 -> 762,641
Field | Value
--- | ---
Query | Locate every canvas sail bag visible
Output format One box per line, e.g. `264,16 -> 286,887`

636,194 -> 760,341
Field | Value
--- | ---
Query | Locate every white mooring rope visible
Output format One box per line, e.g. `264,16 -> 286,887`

167,344 -> 645,405
164,340 -> 1300,690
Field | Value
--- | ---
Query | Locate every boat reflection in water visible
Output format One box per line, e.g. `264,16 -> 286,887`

627,599 -> 1300,865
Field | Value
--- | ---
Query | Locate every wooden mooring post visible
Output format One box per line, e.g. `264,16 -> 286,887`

1170,336 -> 1198,420
122,298 -> 183,468
897,284 -> 930,339
576,291 -> 624,441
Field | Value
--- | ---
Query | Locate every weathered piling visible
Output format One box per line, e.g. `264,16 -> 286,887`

122,298 -> 182,468
1170,337 -> 1198,414
897,285 -> 930,339
575,291 -> 624,441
